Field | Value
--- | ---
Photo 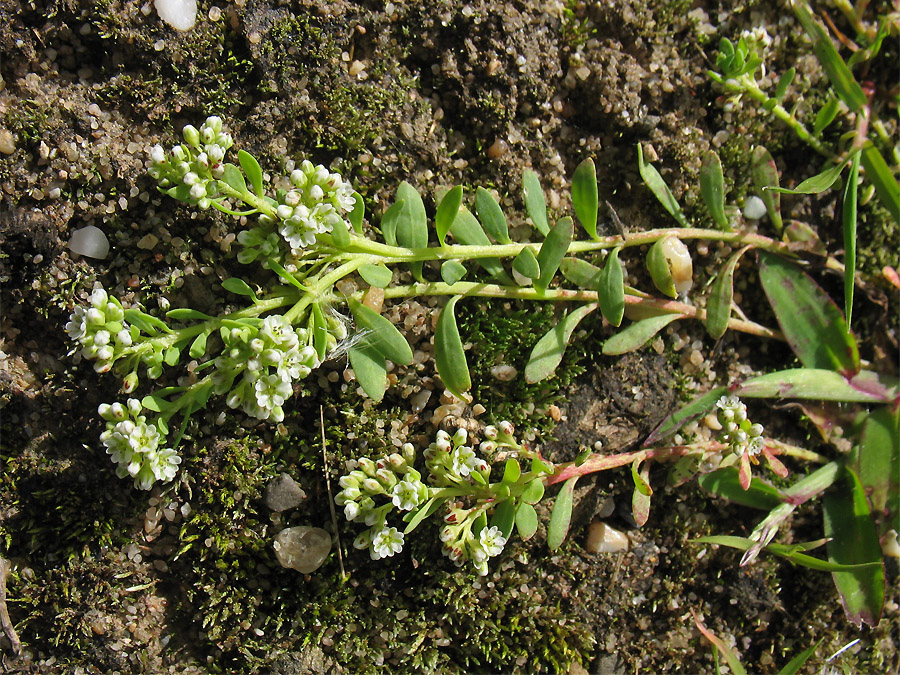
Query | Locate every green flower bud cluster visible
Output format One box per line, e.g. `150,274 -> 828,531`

99,399 -> 181,490
440,508 -> 507,576
148,116 -> 234,209
335,443 -> 428,560
424,428 -> 491,487
716,395 -> 764,458
212,315 -> 320,423
65,288 -> 132,374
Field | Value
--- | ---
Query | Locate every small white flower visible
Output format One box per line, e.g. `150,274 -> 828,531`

391,479 -> 424,511
370,526 -> 404,560
478,526 -> 507,557
450,445 -> 479,477
254,373 -> 292,410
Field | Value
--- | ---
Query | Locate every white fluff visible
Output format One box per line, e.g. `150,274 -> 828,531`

68,225 -> 110,259
154,0 -> 197,31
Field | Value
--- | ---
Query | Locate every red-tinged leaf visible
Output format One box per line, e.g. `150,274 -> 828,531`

739,453 -> 752,490
763,447 -> 789,478
691,610 -> 747,675
706,245 -> 753,339
631,460 -> 651,526
850,406 -> 900,535
644,386 -> 729,446
758,250 -> 859,375
736,368 -> 896,404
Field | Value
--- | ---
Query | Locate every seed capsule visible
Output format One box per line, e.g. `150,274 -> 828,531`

646,236 -> 693,298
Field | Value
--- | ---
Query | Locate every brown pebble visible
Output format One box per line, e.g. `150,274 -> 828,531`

486,138 -> 508,159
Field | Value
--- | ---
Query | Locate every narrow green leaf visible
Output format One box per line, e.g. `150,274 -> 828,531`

571,158 -> 598,239
697,468 -> 784,510
524,303 -> 595,384
783,220 -> 826,255
491,499 -> 516,540
349,191 -> 365,234
221,277 -> 257,301
221,163 -> 248,195
644,386 -> 730,446
842,152 -> 859,329
693,535 -> 882,572
434,296 -> 471,401
751,146 -> 783,233
402,497 -> 441,534
440,260 -> 467,286
602,314 -> 681,355
637,144 -> 688,227
777,639 -> 822,675
189,331 -> 209,359
813,97 -> 841,136
380,199 -> 405,246
237,150 -> 264,197
598,247 -> 625,326
522,169 -> 550,236
700,151 -> 730,231
475,187 -> 511,243
547,476 -> 578,551
535,216 -> 574,292
767,153 -> 854,195
123,309 -> 171,335
449,208 -> 513,284
773,67 -> 795,103
348,299 -> 413,365
515,502 -> 539,541
166,308 -> 214,321
435,185 -> 463,245
312,303 -> 329,361
267,258 -> 305,290
630,458 -> 652,497
850,407 -> 900,536
824,468 -> 885,627
860,141 -> 900,223
757,251 -> 859,374
737,368 -> 897,404
348,342 -> 387,402
512,248 -> 540,280
692,613 -> 747,675
521,478 -> 545,504
358,264 -> 393,288
396,182 -> 428,281
706,245 -> 753,339
502,459 -> 521,485
559,257 -> 602,289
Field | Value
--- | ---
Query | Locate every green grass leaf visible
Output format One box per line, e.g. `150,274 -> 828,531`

644,386 -> 730,446
434,296 -> 471,401
602,314 -> 680,355
637,144 -> 688,227
523,169 -> 550,236
237,149 -> 263,197
706,245 -> 753,339
736,368 -> 896,403
777,639 -> 822,675
700,151 -> 730,231
475,187 -> 511,244
859,141 -> 900,225
767,153 -> 854,195
842,152 -> 859,329
598,247 -> 625,327
435,185 -> 463,245
547,476 -> 577,550
348,298 -> 413,366
572,158 -> 599,239
524,303 -> 595,384
535,216 -> 574,292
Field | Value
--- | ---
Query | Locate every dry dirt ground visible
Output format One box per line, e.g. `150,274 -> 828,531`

0,1 -> 898,673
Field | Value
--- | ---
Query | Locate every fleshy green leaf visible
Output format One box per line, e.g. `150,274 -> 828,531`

547,476 -> 577,551
348,342 -> 387,402
347,299 -> 413,365
559,257 -> 602,289
267,258 -> 305,290
823,468 -> 885,627
697,467 -> 784,510
598,247 -> 625,327
524,304 -> 595,384
849,407 -> 900,535
515,502 -> 539,541
491,499 -> 516,540
523,169 -> 550,236
163,346 -> 180,366
572,158 -> 599,239
188,331 -> 209,359
773,67 -> 795,103
349,192 -> 365,234
767,153 -> 854,195
520,478 -> 545,504
435,185 -> 463,245
843,152 -> 859,329
693,535 -> 882,572
502,459 -> 521,485
512,248 -> 540,280
166,308 -> 214,321
434,296 -> 471,401
141,394 -> 168,412
644,386 -> 730,446
813,97 -> 841,136
535,216 -> 573,292
221,163 -> 248,195
237,150 -> 264,197
402,497 -> 441,534
475,187 -> 511,244
331,218 -> 351,248
631,459 -> 652,526
758,251 -> 859,375
221,277 -> 257,301
737,368 -> 897,403
358,264 -> 393,288
440,260 -> 467,286
312,303 -> 329,361
395,182 -> 428,281
751,146 -> 783,233
700,151 -> 730,231
602,314 -> 681,355
449,207 -> 513,284
380,199 -> 405,246
706,245 -> 753,339
123,309 -> 171,335
637,144 -> 688,227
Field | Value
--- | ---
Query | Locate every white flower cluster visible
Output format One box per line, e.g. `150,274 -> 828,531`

99,399 -> 181,490
716,395 -> 764,458
66,288 -> 133,374
212,315 -> 319,423
335,444 -> 430,561
424,428 -> 491,487
148,116 -> 234,209
439,514 -> 508,576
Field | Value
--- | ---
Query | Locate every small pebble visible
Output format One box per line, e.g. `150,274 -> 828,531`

264,473 -> 306,512
68,225 -> 109,259
273,526 -> 331,573
585,521 -> 630,553
0,128 -> 15,154
743,195 -> 767,220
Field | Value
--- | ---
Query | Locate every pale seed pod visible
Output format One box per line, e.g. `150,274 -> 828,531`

646,236 -> 693,298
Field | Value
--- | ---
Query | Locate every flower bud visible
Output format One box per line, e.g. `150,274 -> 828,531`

401,442 -> 416,465
646,236 -> 693,298
357,457 -> 377,477
375,468 -> 397,489
122,372 -> 139,393
361,478 -> 382,494
483,425 -> 498,440
452,428 -> 468,446
183,125 -> 201,146
499,420 -> 514,436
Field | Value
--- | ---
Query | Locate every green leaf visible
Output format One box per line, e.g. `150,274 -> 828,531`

512,248 -> 540,280
123,309 -> 171,335
348,342 -> 387,402
813,96 -> 841,136
751,146 -> 782,233
221,163 -> 248,195
402,497 -> 441,534
331,218 -> 350,249
644,386 -> 730,446
491,499 -> 516,540
522,169 -> 550,236
757,251 -> 859,375
737,368 -> 898,403
435,185 -> 463,245
502,459 -> 521,485
637,144 -> 688,227
693,535 -> 882,572
524,303 -> 595,384
823,468 -> 885,627
602,314 -> 681,355
141,394 -> 168,412
520,478 -> 545,504
380,199 -> 405,247
842,152 -> 859,329
767,153 -> 854,195
535,216 -> 573,292
449,208 -> 513,284
559,257 -> 602,289
705,245 -> 752,339
571,158 -> 598,239
358,264 -> 393,288
515,502 -> 539,541
434,296 -> 471,401
700,151 -> 730,231
850,407 -> 900,536
777,639 -> 822,675
311,303 -> 329,361
860,141 -> 900,223
475,187 -> 511,244
164,184 -> 194,202
598,247 -> 625,327
440,260 -> 467,286
348,299 -> 413,365
773,67 -> 795,103
697,467 -> 784,511
163,346 -> 180,367
267,258 -> 305,291
631,459 -> 652,526
166,308 -> 214,321
221,277 -> 257,301
349,192 -> 365,234
189,331 -> 209,359
237,150 -> 264,196
395,182 -> 429,281
547,476 -> 577,551
692,614 -> 747,675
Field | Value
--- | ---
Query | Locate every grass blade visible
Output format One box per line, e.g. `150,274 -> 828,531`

842,152 -> 859,329
859,141 -> 900,224
644,386 -> 729,446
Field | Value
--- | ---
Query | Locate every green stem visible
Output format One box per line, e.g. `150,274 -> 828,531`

283,257 -> 370,323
